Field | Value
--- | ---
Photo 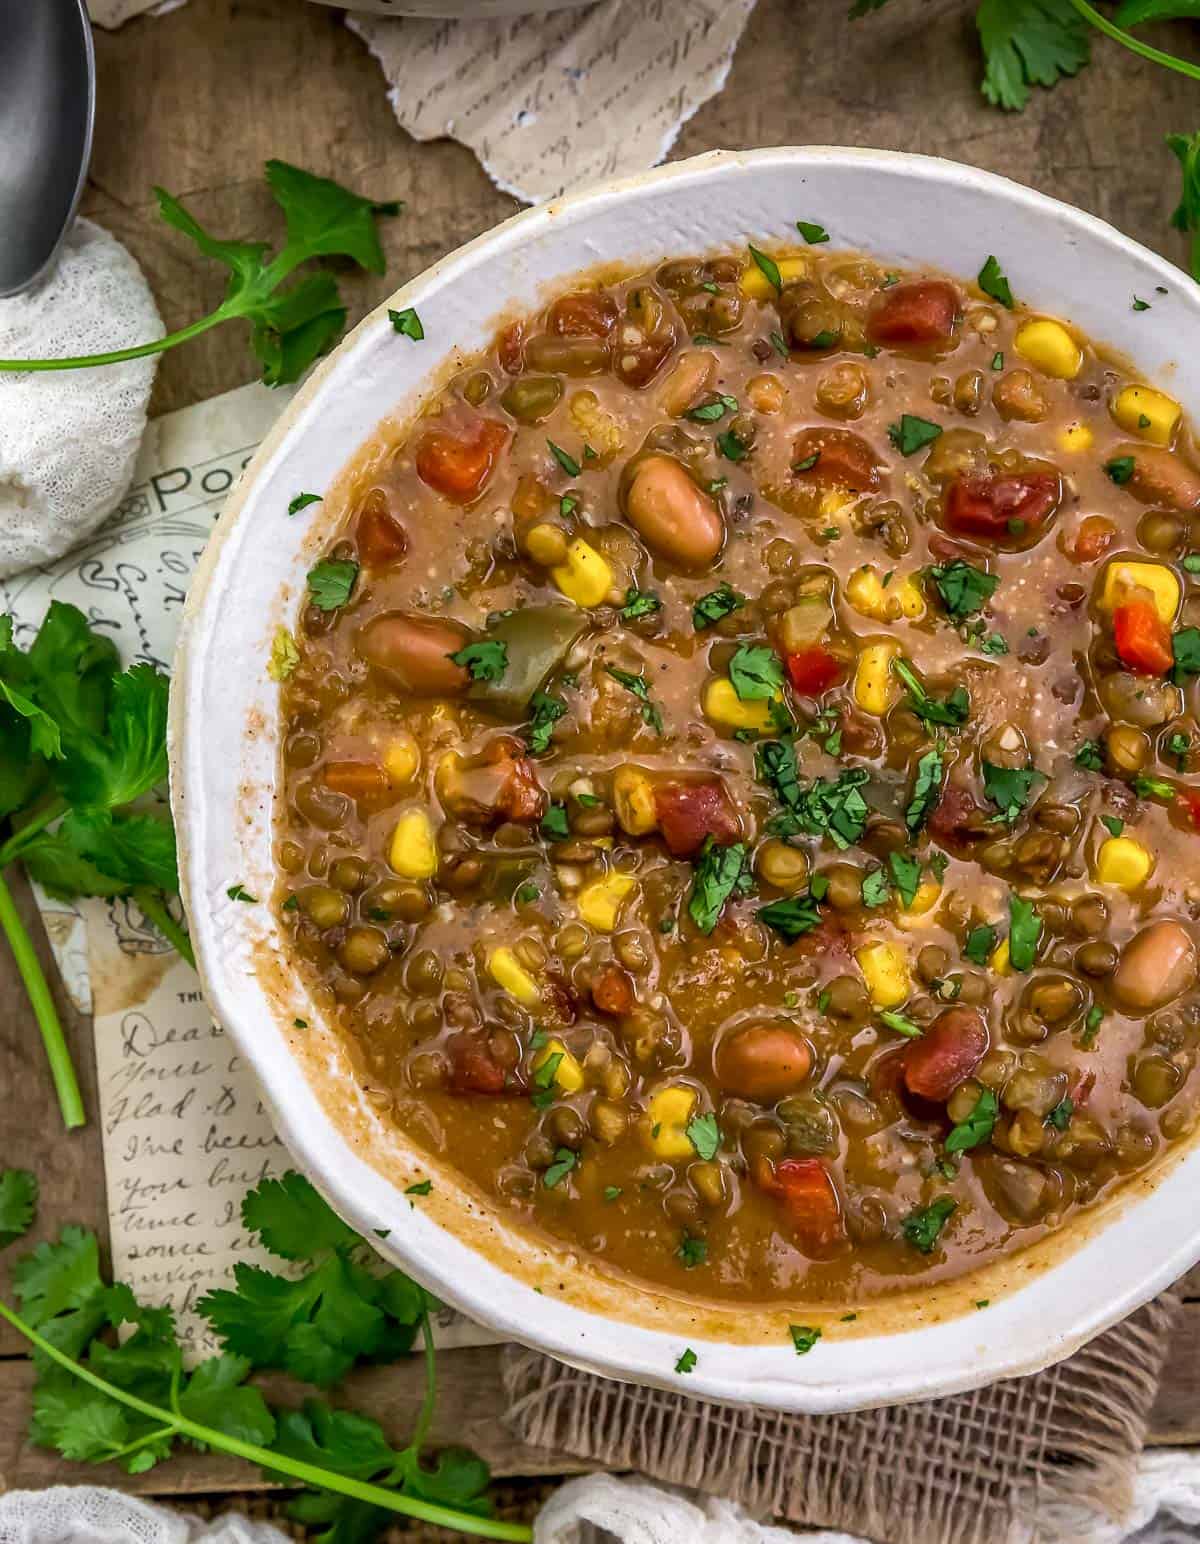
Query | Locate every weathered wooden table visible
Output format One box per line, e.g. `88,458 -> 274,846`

3,0 -> 1200,1516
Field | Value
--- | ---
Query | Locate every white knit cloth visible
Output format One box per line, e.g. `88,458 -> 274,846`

0,218 -> 161,577
3,1459 -> 1200,1544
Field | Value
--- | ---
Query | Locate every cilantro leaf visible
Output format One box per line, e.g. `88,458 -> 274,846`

0,1169 -> 37,1249
982,762 -> 1045,825
716,429 -> 749,462
241,1171 -> 361,1260
689,839 -> 753,934
928,561 -> 999,619
964,924 -> 997,966
677,1233 -> 708,1268
977,0 -> 1089,113
547,440 -> 581,477
526,690 -> 567,755
685,394 -> 738,423
54,664 -> 170,810
620,588 -> 662,621
888,851 -> 922,908
604,665 -> 664,733
686,1112 -> 721,1161
543,1148 -> 577,1189
789,1324 -> 822,1354
693,583 -> 746,630
758,743 -> 870,849
449,640 -> 508,683
977,253 -> 1015,307
901,1196 -> 956,1254
388,307 -> 424,341
893,658 -> 969,729
178,1355 -> 276,1447
1105,455 -> 1136,485
1009,893 -> 1042,971
887,415 -> 943,456
1075,739 -> 1104,771
1172,627 -> 1200,684
905,748 -> 943,833
675,1347 -> 698,1374
748,245 -> 782,292
758,890 -> 824,939
861,868 -> 891,908
541,802 -> 570,841
945,1088 -> 999,1152
289,491 -> 323,516
307,559 -> 359,612
728,644 -> 784,701
1047,1096 -> 1074,1130
12,1225 -> 105,1327
796,220 -> 830,244
880,1009 -> 923,1039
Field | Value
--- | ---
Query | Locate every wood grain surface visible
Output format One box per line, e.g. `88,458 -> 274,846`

3,0 -> 1198,1505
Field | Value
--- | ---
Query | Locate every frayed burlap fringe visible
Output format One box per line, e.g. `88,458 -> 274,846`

502,1292 -> 1180,1544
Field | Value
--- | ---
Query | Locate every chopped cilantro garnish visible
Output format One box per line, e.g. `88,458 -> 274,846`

861,868 -> 891,908
1075,739 -> 1104,771
388,306 -> 424,340
905,748 -> 944,833
675,1347 -> 698,1374
747,244 -> 782,292
677,1233 -> 708,1268
1047,1097 -> 1074,1131
288,491 -> 322,516
893,657 -> 969,729
1105,455 -> 1136,485
964,924 -> 996,966
542,1148 -> 577,1188
902,1196 -> 956,1254
693,582 -> 746,630
928,560 -> 998,620
1134,775 -> 1175,800
887,414 -> 943,456
547,440 -> 581,477
796,220 -> 830,244
981,761 -> 1045,825
1171,627 -> 1200,685
991,351 -> 1004,371
769,329 -> 789,357
526,690 -> 567,755
686,1112 -> 721,1161
1082,1005 -> 1104,1047
729,644 -> 785,701
716,429 -> 749,462
449,639 -> 507,682
880,1009 -> 923,1039
541,802 -> 570,841
306,558 -> 358,611
757,744 -> 870,849
688,839 -> 753,935
1132,296 -> 1151,312
758,891 -> 824,940
605,665 -> 664,733
514,881 -> 540,906
1100,814 -> 1124,838
686,394 -> 738,423
604,1185 -> 622,1202
789,1324 -> 822,1354
888,851 -> 921,908
1183,553 -> 1200,574
977,255 -> 1013,308
405,1179 -> 433,1196
620,587 -> 663,621
227,883 -> 256,903
1008,894 -> 1042,972
945,1087 -> 998,1153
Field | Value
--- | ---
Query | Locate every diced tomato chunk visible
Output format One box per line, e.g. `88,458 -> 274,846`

1177,788 -> 1200,832
1070,515 -> 1116,564
547,291 -> 618,338
769,1158 -> 844,1251
592,964 -> 635,1017
497,321 -> 525,376
446,1032 -> 509,1095
902,1007 -> 989,1102
785,645 -> 843,696
416,419 -> 509,505
867,280 -> 961,347
944,471 -> 1061,542
791,428 -> 882,493
1113,600 -> 1174,676
928,784 -> 984,844
654,778 -> 741,857
355,492 -> 408,568
321,761 -> 390,800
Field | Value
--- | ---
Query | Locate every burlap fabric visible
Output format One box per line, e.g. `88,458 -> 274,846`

502,1293 -> 1181,1544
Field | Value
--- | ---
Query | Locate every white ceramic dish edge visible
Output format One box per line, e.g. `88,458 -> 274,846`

172,146 -> 1200,1413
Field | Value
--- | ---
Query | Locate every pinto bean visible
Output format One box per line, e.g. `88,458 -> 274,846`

622,453 -> 724,568
715,1024 -> 813,1102
1116,445 -> 1200,510
902,1007 -> 989,1102
356,613 -> 471,694
867,280 -> 961,348
1112,921 -> 1198,1013
992,369 -> 1050,424
657,349 -> 717,417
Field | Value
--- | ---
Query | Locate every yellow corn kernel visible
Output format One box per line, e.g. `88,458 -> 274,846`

1014,318 -> 1083,380
568,390 -> 623,458
382,734 -> 420,786
855,940 -> 910,1008
388,809 -> 438,879
613,766 -> 658,836
488,946 -> 540,1008
1112,384 -> 1181,447
898,878 -> 942,922
853,640 -> 901,718
1056,422 -> 1094,454
645,1084 -> 698,1161
1095,835 -> 1155,892
1099,560 -> 1180,625
820,488 -> 854,518
703,677 -> 777,733
577,871 -> 637,932
846,566 -> 924,622
533,1037 -> 584,1094
552,539 -> 614,607
990,937 -> 1011,976
740,254 -> 808,300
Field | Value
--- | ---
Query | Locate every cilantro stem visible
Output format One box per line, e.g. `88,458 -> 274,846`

0,1299 -> 534,1543
1066,0 -> 1200,81
0,796 -> 69,866
0,870 -> 85,1129
0,312 -> 227,373
412,1311 -> 437,1452
134,888 -> 196,970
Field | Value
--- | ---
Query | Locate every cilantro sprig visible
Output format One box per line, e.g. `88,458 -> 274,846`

0,162 -> 401,385
688,839 -> 754,934
0,1171 -> 522,1542
0,604 -> 189,1129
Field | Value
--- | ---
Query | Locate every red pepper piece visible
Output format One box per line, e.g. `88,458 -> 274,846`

654,778 -> 740,857
1113,600 -> 1174,676
416,419 -> 509,504
944,471 -> 1060,542
785,645 -> 843,696
867,280 -> 961,347
447,1032 -> 509,1095
770,1158 -> 844,1251
791,427 -> 882,492
355,492 -> 407,569
902,1007 -> 989,1102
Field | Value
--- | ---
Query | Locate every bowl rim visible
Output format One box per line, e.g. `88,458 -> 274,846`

172,144 -> 1200,1413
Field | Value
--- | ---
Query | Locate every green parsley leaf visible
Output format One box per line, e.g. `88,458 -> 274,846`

888,851 -> 922,908
982,761 -> 1045,825
693,582 -> 746,630
976,0 -> 1089,113
880,1009 -> 923,1039
449,639 -> 507,683
306,558 -> 358,611
964,924 -> 997,966
677,1233 -> 708,1268
675,1347 -> 698,1373
1134,775 -> 1176,800
758,891 -> 824,940
514,882 -> 540,906
227,883 -> 257,903
240,1172 -> 360,1260
905,748 -> 944,834
1047,1096 -> 1074,1130
388,306 -> 424,340
686,1113 -> 721,1162
1100,814 -> 1125,838
1008,893 -> 1042,972
757,744 -> 871,849
541,802 -> 570,841
1132,296 -> 1151,311
604,665 -> 664,733
928,560 -> 999,619
789,1324 -> 822,1354
543,1148 -> 577,1189
288,491 -> 323,516
526,690 -> 567,755
1075,739 -> 1104,771
688,840 -> 753,934
1105,455 -> 1136,485
604,1185 -> 623,1202
620,587 -> 663,621
747,244 -> 782,292
901,1196 -> 956,1254
546,440 -> 581,477
991,351 -> 1005,370
976,253 -> 1014,308
716,429 -> 748,462
0,1169 -> 38,1249
887,414 -> 943,456
945,1088 -> 999,1153
1183,552 -> 1200,574
1171,626 -> 1200,684
892,657 -> 970,729
861,868 -> 891,908
1082,1004 -> 1104,1047
729,644 -> 785,701
685,393 -> 738,423
796,220 -> 830,245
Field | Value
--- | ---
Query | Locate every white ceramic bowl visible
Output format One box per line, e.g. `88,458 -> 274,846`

172,147 -> 1200,1414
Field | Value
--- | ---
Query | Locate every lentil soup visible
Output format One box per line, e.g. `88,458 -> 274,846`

273,243 -> 1200,1308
